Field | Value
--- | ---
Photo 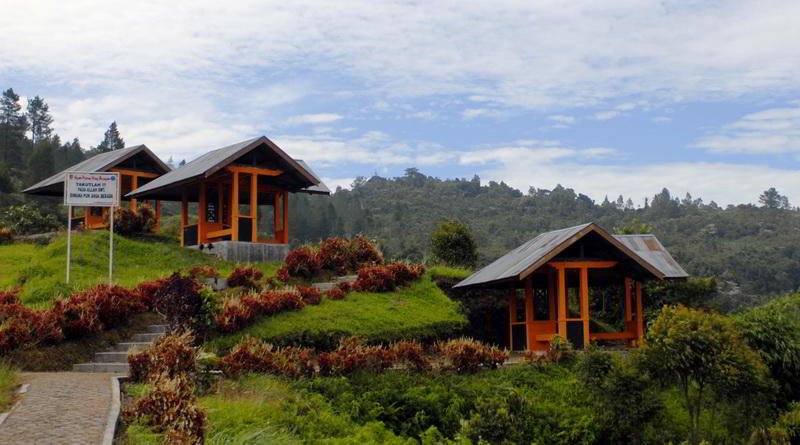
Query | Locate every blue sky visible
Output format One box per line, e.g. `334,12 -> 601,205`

2,0 -> 799,205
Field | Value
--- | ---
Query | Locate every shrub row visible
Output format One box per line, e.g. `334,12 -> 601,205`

277,235 -> 384,280
220,336 -> 505,377
226,266 -> 263,289
320,263 -> 426,300
129,331 -> 197,382
0,284 -> 151,354
215,289 -> 306,333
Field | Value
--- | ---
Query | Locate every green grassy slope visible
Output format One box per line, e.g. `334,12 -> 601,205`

0,231 -> 280,307
209,274 -> 467,352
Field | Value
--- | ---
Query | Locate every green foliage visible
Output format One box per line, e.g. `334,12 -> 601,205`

735,293 -> 800,407
644,277 -> 718,309
612,217 -> 653,234
642,305 -> 770,444
0,204 -> 60,235
0,360 -> 18,412
208,274 -> 466,352
430,219 -> 478,269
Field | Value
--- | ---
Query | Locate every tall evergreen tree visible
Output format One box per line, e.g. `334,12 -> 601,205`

0,88 -> 29,169
96,121 -> 125,153
26,95 -> 53,144
28,135 -> 59,184
758,187 -> 790,209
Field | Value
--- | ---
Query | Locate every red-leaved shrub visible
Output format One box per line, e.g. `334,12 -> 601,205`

53,284 -> 143,339
0,288 -> 21,305
318,336 -> 396,376
325,287 -> 346,300
226,266 -> 263,289
128,331 -> 197,382
133,278 -> 168,310
436,337 -> 508,373
215,290 -> 305,333
349,235 -> 383,269
0,228 -> 13,244
353,265 -> 397,292
318,238 -> 351,274
110,204 -> 157,235
219,337 -> 315,378
387,263 -> 426,286
297,286 -> 321,305
392,340 -> 431,371
0,304 -> 62,353
276,266 -> 290,282
152,273 -> 214,335
284,248 -> 321,279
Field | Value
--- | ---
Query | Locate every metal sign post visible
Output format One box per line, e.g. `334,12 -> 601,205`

63,172 -> 120,284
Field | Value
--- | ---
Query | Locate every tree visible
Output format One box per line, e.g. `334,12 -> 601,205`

26,95 -> 53,144
612,218 -> 653,234
0,88 -> 29,169
759,188 -> 790,210
641,306 -> 769,444
96,121 -> 125,153
430,219 -> 478,269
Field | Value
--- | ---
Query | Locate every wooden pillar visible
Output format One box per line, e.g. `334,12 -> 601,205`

635,281 -> 644,342
557,266 -> 567,339
282,191 -> 289,244
217,181 -> 223,225
232,171 -> 239,241
131,175 -> 138,210
624,277 -> 632,322
525,277 -> 534,350
580,267 -> 590,347
155,200 -> 161,232
508,286 -> 515,348
250,173 -> 258,242
181,190 -> 188,247
548,271 -> 557,321
272,192 -> 278,241
198,182 -> 206,243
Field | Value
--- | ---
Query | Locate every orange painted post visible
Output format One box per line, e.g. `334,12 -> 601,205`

155,200 -> 161,232
548,272 -> 557,321
272,192 -> 278,241
282,191 -> 289,243
557,265 -> 567,339
525,277 -> 534,350
580,267 -> 590,347
181,191 -> 188,247
635,281 -> 644,343
508,287 -> 515,348
131,175 -> 138,210
232,172 -> 239,241
217,181 -> 223,225
624,277 -> 632,321
251,173 -> 257,242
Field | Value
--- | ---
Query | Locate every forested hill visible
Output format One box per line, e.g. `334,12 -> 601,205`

289,170 -> 800,301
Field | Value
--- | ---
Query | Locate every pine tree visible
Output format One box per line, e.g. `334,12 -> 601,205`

96,121 -> 125,153
0,88 -> 29,169
26,95 -> 53,144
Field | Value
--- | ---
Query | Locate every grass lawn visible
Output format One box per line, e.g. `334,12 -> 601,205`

428,266 -> 472,280
0,231 -> 280,307
207,273 -> 467,352
0,361 -> 18,412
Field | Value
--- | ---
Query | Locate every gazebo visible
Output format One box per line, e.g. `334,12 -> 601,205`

23,145 -> 170,229
454,223 -> 688,351
127,136 -> 329,261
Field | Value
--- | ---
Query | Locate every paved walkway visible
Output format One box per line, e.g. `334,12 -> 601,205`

0,372 -> 119,445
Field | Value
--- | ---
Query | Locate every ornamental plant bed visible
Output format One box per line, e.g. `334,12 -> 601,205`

276,235 -> 384,283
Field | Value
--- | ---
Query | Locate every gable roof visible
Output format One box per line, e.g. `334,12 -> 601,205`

454,223 -> 688,289
22,145 -> 170,197
127,136 -> 329,200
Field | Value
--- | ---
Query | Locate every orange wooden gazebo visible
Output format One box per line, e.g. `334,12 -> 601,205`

454,223 -> 688,351
23,145 -> 171,229
127,136 -> 329,248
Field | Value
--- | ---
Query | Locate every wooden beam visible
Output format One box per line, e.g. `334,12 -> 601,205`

232,171 -> 239,241
225,166 -> 283,176
557,265 -> 566,339
251,173 -> 258,242
580,267 -> 589,347
198,182 -> 206,243
155,200 -> 161,232
282,191 -> 289,244
108,168 -> 160,178
131,175 -> 138,210
635,281 -> 644,343
525,277 -> 534,350
181,191 -> 188,247
547,261 -> 617,269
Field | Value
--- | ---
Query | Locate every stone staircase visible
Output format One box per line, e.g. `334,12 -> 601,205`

72,324 -> 167,373
313,275 -> 358,292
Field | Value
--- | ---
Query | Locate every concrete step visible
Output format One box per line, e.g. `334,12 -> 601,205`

94,351 -> 131,363
314,282 -> 335,291
336,275 -> 358,283
113,342 -> 153,352
72,362 -> 129,373
145,324 -> 168,334
132,332 -> 163,342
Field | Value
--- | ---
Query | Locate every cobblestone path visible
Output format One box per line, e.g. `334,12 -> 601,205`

0,372 -> 119,445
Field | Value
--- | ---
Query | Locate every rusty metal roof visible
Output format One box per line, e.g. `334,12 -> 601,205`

454,222 -> 688,288
22,144 -> 169,197
127,136 -> 329,200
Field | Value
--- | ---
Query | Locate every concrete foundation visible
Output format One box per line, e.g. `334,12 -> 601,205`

191,241 -> 290,263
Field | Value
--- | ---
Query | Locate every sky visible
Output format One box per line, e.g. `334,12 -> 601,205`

1,0 -> 799,206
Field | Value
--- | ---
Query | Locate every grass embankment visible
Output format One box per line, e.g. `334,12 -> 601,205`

208,273 -> 467,352
0,230 -> 280,307
0,362 -> 18,412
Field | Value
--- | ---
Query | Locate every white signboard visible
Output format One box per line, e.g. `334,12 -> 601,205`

64,171 -> 120,207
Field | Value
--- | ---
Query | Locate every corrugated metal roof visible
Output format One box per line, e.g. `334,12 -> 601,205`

613,234 -> 688,279
295,160 -> 331,195
127,136 -> 329,199
454,223 -> 687,288
22,145 -> 168,195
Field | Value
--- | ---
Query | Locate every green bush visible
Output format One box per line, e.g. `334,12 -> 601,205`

0,205 -> 60,235
430,220 -> 478,269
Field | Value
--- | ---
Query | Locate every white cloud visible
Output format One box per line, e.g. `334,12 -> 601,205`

461,108 -> 508,120
615,103 -> 637,111
548,115 -> 576,124
284,113 -> 343,126
593,110 -> 621,120
652,116 -> 672,123
691,106 -> 800,154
